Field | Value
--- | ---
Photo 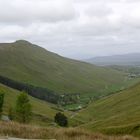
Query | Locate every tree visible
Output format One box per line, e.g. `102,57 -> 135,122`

16,92 -> 32,123
0,93 -> 4,117
8,107 -> 15,121
54,112 -> 68,127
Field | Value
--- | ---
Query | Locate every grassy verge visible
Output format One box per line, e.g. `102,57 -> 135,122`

0,121 -> 138,140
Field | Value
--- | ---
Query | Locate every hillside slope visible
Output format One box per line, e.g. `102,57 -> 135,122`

0,83 -> 58,125
73,83 -> 140,136
0,40 -> 134,98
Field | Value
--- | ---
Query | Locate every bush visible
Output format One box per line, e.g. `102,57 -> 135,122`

54,112 -> 68,127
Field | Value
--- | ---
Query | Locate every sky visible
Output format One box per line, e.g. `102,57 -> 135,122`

0,0 -> 140,59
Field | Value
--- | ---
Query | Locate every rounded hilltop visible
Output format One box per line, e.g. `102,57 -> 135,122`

14,40 -> 32,45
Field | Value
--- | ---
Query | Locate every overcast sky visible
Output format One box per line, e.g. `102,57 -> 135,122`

0,0 -> 140,59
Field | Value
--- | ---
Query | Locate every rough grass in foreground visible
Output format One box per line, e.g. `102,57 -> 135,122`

0,121 -> 138,140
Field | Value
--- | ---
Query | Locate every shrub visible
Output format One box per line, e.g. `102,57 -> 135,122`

54,112 -> 68,127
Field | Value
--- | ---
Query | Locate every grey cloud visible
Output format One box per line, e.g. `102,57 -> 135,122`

0,0 -> 76,24
86,4 -> 112,17
0,0 -> 140,59
74,0 -> 114,21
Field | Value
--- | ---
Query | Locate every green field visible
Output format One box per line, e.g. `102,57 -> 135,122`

108,65 -> 140,76
72,83 -> 140,136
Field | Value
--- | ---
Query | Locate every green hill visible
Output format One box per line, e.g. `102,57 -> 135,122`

72,83 -> 140,136
0,83 -> 58,125
0,40 -> 137,103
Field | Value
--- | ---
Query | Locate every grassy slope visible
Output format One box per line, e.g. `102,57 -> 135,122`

72,83 -> 140,136
0,40 -> 133,97
0,84 -> 139,139
0,83 -> 58,124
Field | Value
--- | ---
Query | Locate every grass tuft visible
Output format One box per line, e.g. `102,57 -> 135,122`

0,121 -> 138,140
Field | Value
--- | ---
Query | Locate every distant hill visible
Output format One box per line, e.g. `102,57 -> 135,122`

0,40 -> 137,103
86,53 -> 140,66
73,83 -> 140,136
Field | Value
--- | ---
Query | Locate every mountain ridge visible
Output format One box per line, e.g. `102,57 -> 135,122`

86,53 -> 140,66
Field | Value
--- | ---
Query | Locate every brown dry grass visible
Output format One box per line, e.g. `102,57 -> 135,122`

0,121 -> 139,140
